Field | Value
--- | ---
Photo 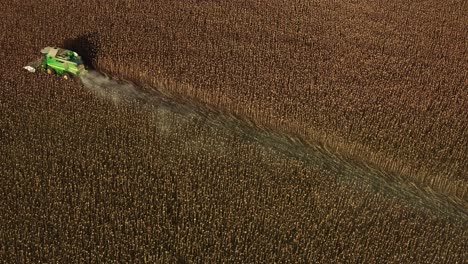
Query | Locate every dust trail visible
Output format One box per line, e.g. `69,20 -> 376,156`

78,70 -> 195,134
78,70 -> 467,223
79,70 -> 153,104
79,70 -> 190,116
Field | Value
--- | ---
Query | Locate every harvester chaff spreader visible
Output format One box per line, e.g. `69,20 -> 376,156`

24,47 -> 87,80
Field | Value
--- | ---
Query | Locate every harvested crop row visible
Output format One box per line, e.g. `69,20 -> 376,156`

0,73 -> 466,262
57,0 -> 468,199
1,0 -> 466,262
5,1 -> 466,200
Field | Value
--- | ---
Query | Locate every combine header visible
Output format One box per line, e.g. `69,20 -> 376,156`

24,47 -> 87,79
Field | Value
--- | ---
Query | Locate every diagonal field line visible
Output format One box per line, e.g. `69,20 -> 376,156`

80,71 -> 468,224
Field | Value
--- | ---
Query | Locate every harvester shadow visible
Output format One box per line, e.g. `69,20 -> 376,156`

63,32 -> 101,70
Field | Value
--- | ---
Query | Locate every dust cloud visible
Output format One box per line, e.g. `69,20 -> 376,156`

76,70 -> 465,221
79,70 -> 151,104
78,70 -> 181,136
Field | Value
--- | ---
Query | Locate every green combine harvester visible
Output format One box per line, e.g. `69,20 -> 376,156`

24,47 -> 87,79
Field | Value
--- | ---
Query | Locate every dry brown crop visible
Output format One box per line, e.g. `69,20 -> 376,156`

1,72 -> 466,263
40,0 -> 466,201
1,0 -> 466,262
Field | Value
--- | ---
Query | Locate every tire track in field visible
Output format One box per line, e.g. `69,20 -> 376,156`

80,71 -> 467,223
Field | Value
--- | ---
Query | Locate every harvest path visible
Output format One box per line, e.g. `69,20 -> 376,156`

80,71 -> 467,223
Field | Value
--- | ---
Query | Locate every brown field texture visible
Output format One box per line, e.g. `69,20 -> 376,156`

1,0 -> 467,263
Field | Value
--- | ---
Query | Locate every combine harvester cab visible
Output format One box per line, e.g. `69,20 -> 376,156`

24,47 -> 87,80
